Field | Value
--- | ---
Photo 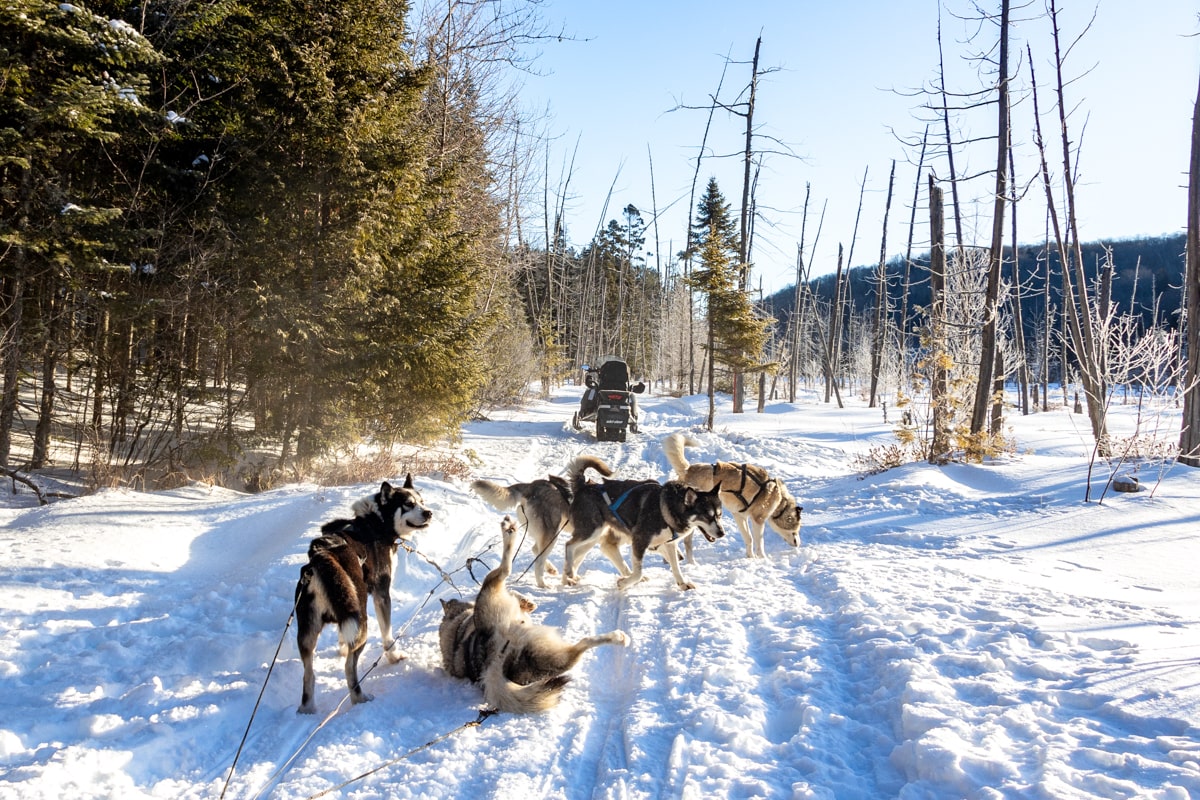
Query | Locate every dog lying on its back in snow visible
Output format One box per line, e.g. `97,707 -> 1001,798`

294,476 -> 433,714
438,516 -> 629,713
562,455 -> 725,591
662,432 -> 802,559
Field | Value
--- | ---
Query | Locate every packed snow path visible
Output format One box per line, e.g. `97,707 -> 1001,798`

0,389 -> 1198,798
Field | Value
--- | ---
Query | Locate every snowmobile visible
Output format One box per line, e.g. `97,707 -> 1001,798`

571,358 -> 645,442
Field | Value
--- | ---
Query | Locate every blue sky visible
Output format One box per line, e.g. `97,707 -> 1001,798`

519,0 -> 1199,291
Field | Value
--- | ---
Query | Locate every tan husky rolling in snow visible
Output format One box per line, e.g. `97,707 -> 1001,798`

438,516 -> 629,713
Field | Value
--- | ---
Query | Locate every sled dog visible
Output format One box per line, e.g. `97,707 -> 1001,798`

662,432 -> 802,559
470,465 -> 610,588
295,476 -> 433,713
562,455 -> 724,591
438,516 -> 629,713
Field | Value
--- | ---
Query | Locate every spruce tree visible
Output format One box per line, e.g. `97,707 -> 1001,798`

0,0 -> 162,462
686,178 -> 769,427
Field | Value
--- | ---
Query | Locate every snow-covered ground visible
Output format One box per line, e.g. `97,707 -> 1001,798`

1,386 -> 1198,799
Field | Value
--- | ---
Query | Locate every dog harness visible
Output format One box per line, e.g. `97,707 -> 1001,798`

603,484 -> 694,543
713,462 -> 775,512
602,485 -> 640,530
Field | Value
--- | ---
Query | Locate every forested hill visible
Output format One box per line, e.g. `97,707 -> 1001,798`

764,234 -> 1187,333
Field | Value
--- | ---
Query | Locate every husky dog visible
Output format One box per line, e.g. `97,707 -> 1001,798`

662,432 -> 803,559
439,516 -> 629,713
295,476 -> 433,714
562,456 -> 724,591
470,466 -> 610,588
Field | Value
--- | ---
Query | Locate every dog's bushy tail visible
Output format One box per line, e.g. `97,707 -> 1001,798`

566,455 -> 613,495
470,479 -> 518,511
661,432 -> 701,478
481,657 -> 570,714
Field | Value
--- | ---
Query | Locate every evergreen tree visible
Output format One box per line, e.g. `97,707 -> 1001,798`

687,179 -> 769,427
188,0 -> 492,458
0,0 -> 162,462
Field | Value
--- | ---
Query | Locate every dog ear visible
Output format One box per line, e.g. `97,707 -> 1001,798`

380,481 -> 394,501
683,487 -> 697,504
403,472 -> 415,489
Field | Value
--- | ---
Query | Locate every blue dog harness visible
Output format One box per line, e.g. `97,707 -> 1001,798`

602,485 -> 639,529
604,483 -> 694,544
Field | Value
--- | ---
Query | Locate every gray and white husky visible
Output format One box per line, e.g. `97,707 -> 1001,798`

470,466 -> 610,588
562,455 -> 725,591
438,516 -> 629,713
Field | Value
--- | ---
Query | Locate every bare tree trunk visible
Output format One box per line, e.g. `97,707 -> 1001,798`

825,245 -> 846,404
1007,131 -> 1031,415
1181,64 -> 1200,466
899,127 -> 929,383
1036,8 -> 1111,455
970,0 -> 1010,436
31,287 -> 61,468
929,174 -> 949,463
0,265 -> 25,465
990,350 -> 1005,435
733,36 -> 762,414
869,160 -> 897,408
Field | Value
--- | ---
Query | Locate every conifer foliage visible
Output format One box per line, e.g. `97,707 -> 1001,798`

686,179 -> 769,428
0,0 -> 509,487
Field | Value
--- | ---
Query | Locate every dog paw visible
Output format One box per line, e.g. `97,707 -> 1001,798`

544,563 -> 559,575
613,630 -> 631,646
616,575 -> 644,590
562,575 -> 580,587
677,581 -> 696,591
385,648 -> 406,664
297,703 -> 317,715
351,691 -> 375,705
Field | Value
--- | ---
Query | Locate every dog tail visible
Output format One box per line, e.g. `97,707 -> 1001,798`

566,455 -> 613,495
662,432 -> 701,478
481,657 -> 570,714
470,479 -> 520,511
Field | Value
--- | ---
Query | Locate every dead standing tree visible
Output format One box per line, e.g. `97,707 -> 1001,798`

869,160 -> 897,408
928,175 -> 950,462
1029,5 -> 1111,457
1180,63 -> 1200,467
969,0 -> 1011,437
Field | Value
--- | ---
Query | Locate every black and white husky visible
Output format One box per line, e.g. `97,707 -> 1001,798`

470,462 -> 612,588
562,455 -> 725,591
295,476 -> 433,714
438,516 -> 629,713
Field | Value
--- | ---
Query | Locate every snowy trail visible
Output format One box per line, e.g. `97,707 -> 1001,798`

2,388 -> 1200,798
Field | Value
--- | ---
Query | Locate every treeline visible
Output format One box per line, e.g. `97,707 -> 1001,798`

1,0 -> 535,488
765,233 -> 1187,384
4,2 -> 1192,492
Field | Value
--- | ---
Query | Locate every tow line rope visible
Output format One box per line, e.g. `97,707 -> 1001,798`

219,592 -> 301,799
301,708 -> 499,800
225,536 -> 497,800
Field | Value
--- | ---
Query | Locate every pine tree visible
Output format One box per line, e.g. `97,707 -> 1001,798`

686,179 -> 769,428
0,0 -> 162,462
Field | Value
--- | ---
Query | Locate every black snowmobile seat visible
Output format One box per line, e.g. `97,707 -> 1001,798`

597,360 -> 630,391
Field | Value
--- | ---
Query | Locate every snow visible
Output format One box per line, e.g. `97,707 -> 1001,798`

1,387 -> 1198,799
